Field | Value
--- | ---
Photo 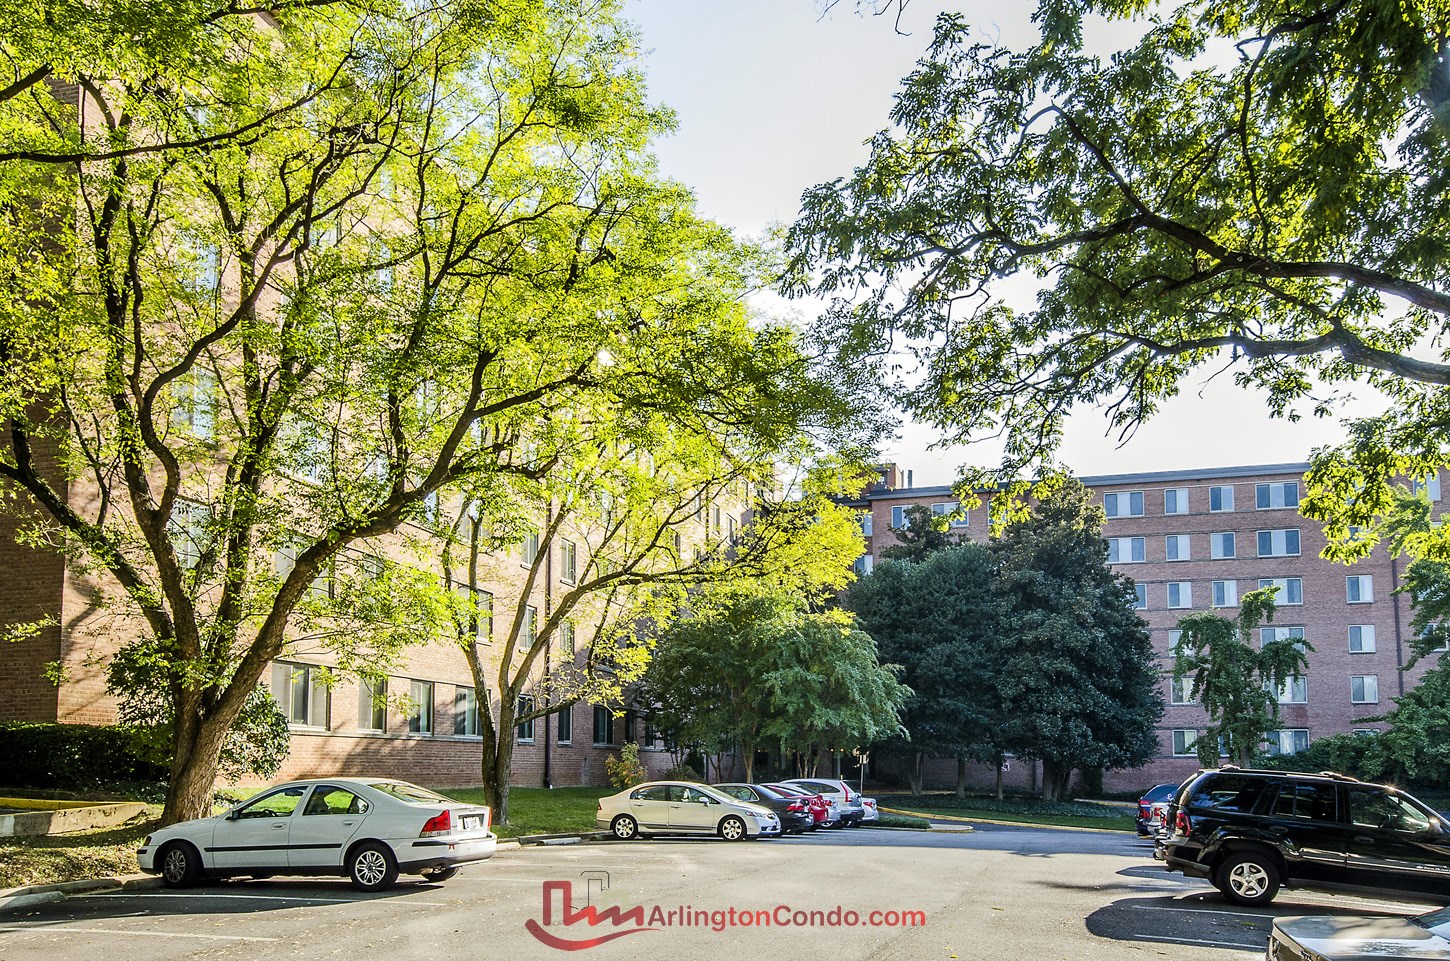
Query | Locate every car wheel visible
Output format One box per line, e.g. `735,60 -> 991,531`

159,841 -> 200,889
1216,851 -> 1280,906
611,815 -> 639,840
421,866 -> 459,883
718,816 -> 748,841
348,842 -> 399,892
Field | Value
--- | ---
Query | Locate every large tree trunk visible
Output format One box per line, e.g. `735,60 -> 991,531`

906,749 -> 924,796
481,698 -> 515,825
1040,760 -> 1072,802
162,715 -> 231,823
995,754 -> 1004,800
956,756 -> 968,798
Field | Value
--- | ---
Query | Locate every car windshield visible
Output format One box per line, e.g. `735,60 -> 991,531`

368,781 -> 454,805
1413,907 -> 1450,935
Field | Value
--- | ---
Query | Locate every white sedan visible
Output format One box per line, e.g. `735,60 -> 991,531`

596,781 -> 781,841
137,778 -> 495,891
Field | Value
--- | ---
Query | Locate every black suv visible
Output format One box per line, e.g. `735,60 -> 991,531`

1158,767 -> 1450,906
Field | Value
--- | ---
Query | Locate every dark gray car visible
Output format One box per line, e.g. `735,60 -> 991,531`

712,783 -> 815,834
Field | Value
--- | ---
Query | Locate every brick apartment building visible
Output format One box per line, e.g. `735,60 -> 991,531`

841,462 -> 1445,794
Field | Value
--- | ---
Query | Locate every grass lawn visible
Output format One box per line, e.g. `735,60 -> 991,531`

0,805 -> 162,889
877,793 -> 1138,832
439,786 -> 613,838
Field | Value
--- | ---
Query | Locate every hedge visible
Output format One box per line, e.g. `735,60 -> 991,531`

0,722 -> 168,790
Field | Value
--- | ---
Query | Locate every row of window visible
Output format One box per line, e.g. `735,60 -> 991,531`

1104,482 -> 1305,518
1169,673 -> 1381,707
882,502 -> 971,532
1167,623 -> 1377,653
1170,728 -> 1383,758
513,699 -> 657,748
1108,529 -> 1304,563
1130,575 -> 1373,609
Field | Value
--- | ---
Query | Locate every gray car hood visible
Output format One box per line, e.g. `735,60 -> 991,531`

1274,916 -> 1450,960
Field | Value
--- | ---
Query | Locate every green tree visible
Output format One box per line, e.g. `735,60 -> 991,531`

787,1 -> 1450,543
990,478 -> 1162,800
846,543 -> 1009,795
644,582 -> 907,783
1173,588 -> 1312,766
879,503 -> 954,563
1368,665 -> 1450,785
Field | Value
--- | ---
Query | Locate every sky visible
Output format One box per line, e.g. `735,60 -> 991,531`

622,0 -> 1380,487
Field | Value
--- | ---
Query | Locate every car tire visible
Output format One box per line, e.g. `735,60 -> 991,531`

159,841 -> 201,889
611,815 -> 639,840
718,816 -> 748,841
348,842 -> 399,892
1216,850 -> 1281,906
421,866 -> 459,883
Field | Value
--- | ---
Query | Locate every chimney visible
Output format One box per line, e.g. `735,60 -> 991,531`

907,470 -> 913,489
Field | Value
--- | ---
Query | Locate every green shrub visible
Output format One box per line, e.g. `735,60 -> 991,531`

661,762 -> 703,781
0,722 -> 168,790
604,743 -> 649,788
1254,732 -> 1401,784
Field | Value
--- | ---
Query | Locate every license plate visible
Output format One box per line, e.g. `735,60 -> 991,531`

461,816 -> 482,831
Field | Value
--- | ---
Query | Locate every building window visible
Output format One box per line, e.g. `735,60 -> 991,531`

854,554 -> 875,576
169,501 -> 209,569
454,686 -> 479,736
1170,676 -> 1195,705
1413,476 -> 1442,501
1165,534 -> 1191,561
1256,528 -> 1301,557
1256,482 -> 1300,509
560,540 -> 577,583
1275,676 -> 1308,704
557,703 -> 572,744
1212,580 -> 1237,608
727,515 -> 737,542
890,505 -> 907,529
517,695 -> 534,742
1351,675 -> 1379,704
522,605 -> 538,647
1168,628 -> 1183,650
1164,488 -> 1189,515
1103,491 -> 1145,518
406,679 -> 433,734
1209,485 -> 1235,512
593,705 -> 613,745
624,711 -> 637,743
1261,625 -> 1307,649
1172,729 -> 1199,756
558,619 -> 575,656
1134,584 -> 1147,610
1167,582 -> 1193,609
522,531 -> 539,566
931,502 -> 969,528
1347,575 -> 1373,604
271,661 -> 329,728
1259,577 -> 1303,605
1348,625 -> 1377,653
1210,532 -> 1236,560
712,505 -> 722,533
1108,537 -> 1146,564
357,677 -> 386,732
172,369 -> 217,440
644,714 -> 656,746
1266,729 -> 1309,755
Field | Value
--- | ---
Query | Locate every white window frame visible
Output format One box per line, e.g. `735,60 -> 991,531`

357,677 -> 386,732
1275,675 -> 1308,704
1256,482 -> 1301,510
1256,528 -> 1302,558
1163,488 -> 1189,515
1104,491 -> 1145,518
1261,625 -> 1306,649
1165,534 -> 1191,561
1169,676 -> 1196,705
516,694 -> 535,743
1267,729 -> 1309,756
1347,575 -> 1374,604
1171,729 -> 1199,756
1350,675 -> 1379,705
1209,485 -> 1235,513
1134,584 -> 1147,610
1259,577 -> 1304,605
406,678 -> 433,735
1413,476 -> 1442,501
272,661 -> 329,729
1166,581 -> 1193,609
454,685 -> 479,737
1210,532 -> 1236,560
1108,537 -> 1146,564
1212,579 -> 1238,608
1348,625 -> 1377,654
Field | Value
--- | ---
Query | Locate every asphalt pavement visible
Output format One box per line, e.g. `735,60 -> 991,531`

0,824 -> 1434,961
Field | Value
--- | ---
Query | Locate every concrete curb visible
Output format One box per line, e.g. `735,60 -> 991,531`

0,875 -> 161,914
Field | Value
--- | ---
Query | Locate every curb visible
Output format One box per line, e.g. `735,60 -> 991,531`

0,875 -> 161,914
877,806 -> 1129,834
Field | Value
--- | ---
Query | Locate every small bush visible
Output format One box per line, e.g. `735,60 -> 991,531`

604,743 -> 649,788
1254,732 -> 1400,784
0,722 -> 168,790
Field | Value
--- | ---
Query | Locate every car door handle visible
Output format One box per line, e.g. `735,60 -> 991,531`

1354,835 -> 1376,844
271,822 -> 287,830
341,820 -> 356,826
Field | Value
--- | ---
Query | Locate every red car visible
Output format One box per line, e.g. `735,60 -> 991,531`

766,783 -> 830,829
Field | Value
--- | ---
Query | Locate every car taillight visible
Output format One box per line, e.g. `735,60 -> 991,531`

1174,810 -> 1190,835
788,802 -> 804,812
421,810 -> 452,837
1139,803 -> 1150,817
483,807 -> 492,833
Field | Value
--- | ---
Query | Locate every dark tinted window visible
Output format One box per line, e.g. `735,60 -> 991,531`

1271,782 -> 1339,821
1187,775 -> 1274,815
1348,787 -> 1432,833
1144,783 -> 1177,803
632,786 -> 670,802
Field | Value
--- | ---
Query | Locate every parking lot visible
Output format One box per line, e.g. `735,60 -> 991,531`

1,824 -> 1436,960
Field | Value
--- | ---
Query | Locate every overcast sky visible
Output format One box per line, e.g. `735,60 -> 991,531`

623,0 -> 1378,487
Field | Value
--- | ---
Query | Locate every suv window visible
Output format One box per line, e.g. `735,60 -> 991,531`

1349,787 -> 1432,833
1270,782 -> 1338,821
1187,775 -> 1274,815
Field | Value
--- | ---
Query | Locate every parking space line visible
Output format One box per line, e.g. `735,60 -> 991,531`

1143,934 -> 1264,950
0,926 -> 278,942
96,891 -> 449,907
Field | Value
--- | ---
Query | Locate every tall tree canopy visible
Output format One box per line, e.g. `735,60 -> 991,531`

988,478 -> 1162,800
788,0 -> 1450,559
0,0 -> 877,823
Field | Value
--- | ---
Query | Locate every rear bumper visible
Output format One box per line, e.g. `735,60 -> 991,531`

397,834 -> 497,873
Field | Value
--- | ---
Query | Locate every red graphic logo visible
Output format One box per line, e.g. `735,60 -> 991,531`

524,879 -> 659,950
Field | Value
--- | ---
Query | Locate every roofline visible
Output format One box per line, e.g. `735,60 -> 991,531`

840,462 -> 1312,503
